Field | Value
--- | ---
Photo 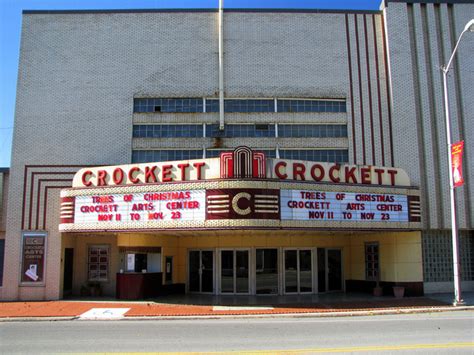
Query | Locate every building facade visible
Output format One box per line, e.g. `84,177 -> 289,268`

0,0 -> 472,301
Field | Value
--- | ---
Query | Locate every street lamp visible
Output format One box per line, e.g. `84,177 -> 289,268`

441,18 -> 474,306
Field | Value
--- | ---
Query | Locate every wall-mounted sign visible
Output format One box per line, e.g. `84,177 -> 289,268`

281,190 -> 408,222
72,147 -> 411,188
451,141 -> 464,188
21,233 -> 46,283
206,189 -> 280,220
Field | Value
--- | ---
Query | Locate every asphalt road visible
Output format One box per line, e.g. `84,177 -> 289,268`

0,311 -> 473,354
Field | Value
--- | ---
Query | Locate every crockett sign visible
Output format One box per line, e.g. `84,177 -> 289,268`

73,147 -> 410,188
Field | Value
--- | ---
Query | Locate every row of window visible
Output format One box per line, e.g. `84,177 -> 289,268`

132,124 -> 348,138
131,149 -> 349,164
134,98 -> 346,113
206,99 -> 275,113
133,124 -> 204,138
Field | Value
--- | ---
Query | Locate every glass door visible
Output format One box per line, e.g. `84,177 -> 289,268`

327,249 -> 343,292
284,249 -> 313,294
220,250 -> 249,294
317,248 -> 326,293
201,251 -> 214,293
221,250 -> 234,293
188,250 -> 214,293
236,250 -> 249,293
299,250 -> 313,293
256,249 -> 278,294
189,251 -> 200,292
284,250 -> 298,293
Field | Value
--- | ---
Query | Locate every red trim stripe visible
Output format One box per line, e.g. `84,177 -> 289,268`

21,165 -> 90,231
355,14 -> 367,165
44,185 -> 73,230
345,14 -> 357,164
381,14 -> 395,167
373,14 -> 386,166
34,178 -> 73,230
364,14 -> 376,165
21,166 -> 28,230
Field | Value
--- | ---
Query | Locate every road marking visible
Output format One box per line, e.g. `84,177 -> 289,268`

79,308 -> 130,319
89,342 -> 474,354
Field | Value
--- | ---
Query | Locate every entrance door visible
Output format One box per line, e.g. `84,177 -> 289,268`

63,248 -> 74,295
317,248 -> 326,293
284,249 -> 313,294
220,250 -> 249,294
256,249 -> 278,294
327,249 -> 343,291
188,250 -> 214,293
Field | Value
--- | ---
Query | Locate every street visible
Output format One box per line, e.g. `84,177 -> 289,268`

0,311 -> 473,353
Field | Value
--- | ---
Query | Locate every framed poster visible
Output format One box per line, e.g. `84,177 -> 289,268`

20,232 -> 47,284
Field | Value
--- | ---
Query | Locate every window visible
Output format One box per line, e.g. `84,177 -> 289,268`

126,253 -> 148,272
132,150 -> 203,163
278,124 -> 347,138
134,98 -> 203,113
277,99 -> 346,113
206,124 -> 275,138
206,99 -> 274,113
133,125 -> 203,138
88,245 -> 109,281
279,149 -> 348,163
134,98 -> 346,113
206,149 -> 276,158
365,242 -> 379,281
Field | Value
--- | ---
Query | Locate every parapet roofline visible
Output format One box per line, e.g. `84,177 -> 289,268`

22,8 -> 381,15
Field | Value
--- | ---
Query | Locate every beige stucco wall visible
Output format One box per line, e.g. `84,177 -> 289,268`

348,231 -> 422,282
63,234 -> 119,297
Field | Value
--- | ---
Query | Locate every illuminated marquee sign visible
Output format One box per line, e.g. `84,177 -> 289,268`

72,190 -> 206,225
60,188 -> 421,231
281,190 -> 408,222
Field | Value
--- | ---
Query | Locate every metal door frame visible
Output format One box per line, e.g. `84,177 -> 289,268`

255,248 -> 280,296
187,249 -> 215,294
325,248 -> 344,292
218,248 -> 251,295
283,248 -> 314,295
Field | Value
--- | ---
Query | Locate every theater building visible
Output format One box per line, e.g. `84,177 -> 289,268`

1,0 -> 473,300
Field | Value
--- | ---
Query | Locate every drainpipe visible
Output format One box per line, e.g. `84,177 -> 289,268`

218,0 -> 225,130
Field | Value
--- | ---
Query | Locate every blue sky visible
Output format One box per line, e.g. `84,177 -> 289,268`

0,0 -> 380,167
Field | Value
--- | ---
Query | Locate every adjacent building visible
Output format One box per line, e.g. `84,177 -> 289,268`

0,0 -> 472,301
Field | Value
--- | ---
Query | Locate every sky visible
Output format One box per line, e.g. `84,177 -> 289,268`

0,0 -> 380,168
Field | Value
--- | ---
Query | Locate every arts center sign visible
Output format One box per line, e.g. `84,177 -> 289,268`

59,147 -> 421,232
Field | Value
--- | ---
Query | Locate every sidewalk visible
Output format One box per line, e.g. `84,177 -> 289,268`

1,293 -> 472,320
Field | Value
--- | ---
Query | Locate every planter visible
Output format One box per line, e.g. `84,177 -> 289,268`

373,286 -> 383,297
393,286 -> 405,298
87,282 -> 102,297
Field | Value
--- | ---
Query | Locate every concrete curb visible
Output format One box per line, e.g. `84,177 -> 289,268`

0,305 -> 471,322
0,316 -> 76,322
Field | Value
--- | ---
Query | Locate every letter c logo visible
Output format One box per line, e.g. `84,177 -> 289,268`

232,192 -> 251,216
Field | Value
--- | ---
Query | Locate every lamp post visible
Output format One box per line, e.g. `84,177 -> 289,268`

441,18 -> 474,306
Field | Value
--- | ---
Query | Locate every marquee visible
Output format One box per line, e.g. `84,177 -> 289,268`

60,147 -> 421,232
